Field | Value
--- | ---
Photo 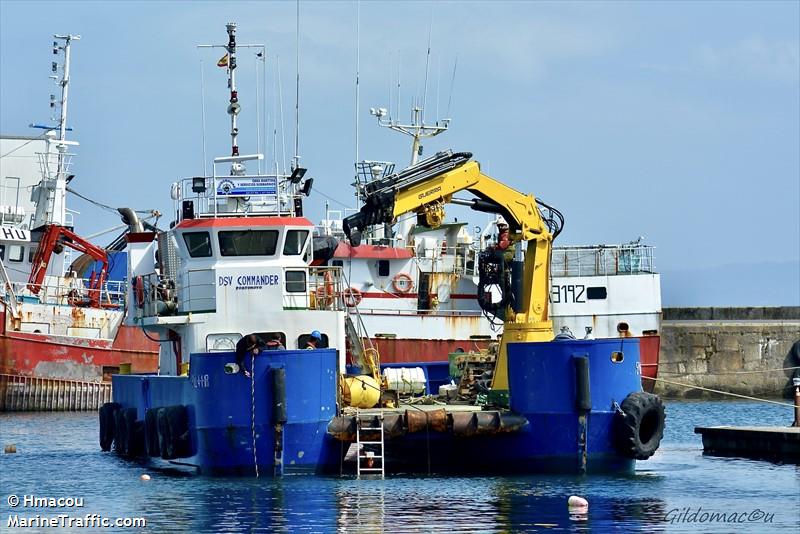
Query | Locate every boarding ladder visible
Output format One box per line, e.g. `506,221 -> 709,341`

356,408 -> 385,478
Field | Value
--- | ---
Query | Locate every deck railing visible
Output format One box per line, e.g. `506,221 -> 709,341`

551,244 -> 656,277
4,277 -> 127,308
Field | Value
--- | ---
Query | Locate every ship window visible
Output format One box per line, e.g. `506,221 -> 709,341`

219,230 -> 278,256
285,270 -> 306,293
297,332 -> 329,349
283,230 -> 309,255
206,333 -> 241,352
8,245 -> 23,262
102,366 -> 119,382
377,260 -> 390,277
332,260 -> 343,267
183,232 -> 212,258
0,244 -> 5,260
586,286 -> 607,300
28,247 -> 36,263
255,332 -> 286,349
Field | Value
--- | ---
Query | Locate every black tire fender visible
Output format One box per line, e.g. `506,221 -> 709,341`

99,402 -> 120,452
114,407 -> 144,458
157,405 -> 190,459
113,408 -> 130,456
615,391 -> 666,460
144,408 -> 161,457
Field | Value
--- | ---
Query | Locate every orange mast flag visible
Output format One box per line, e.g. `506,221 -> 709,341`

217,53 -> 229,68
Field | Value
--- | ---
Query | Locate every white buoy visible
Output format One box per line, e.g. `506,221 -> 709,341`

140,474 -> 151,481
567,495 -> 588,510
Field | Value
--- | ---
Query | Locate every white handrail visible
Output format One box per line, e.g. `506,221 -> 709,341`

0,259 -> 21,319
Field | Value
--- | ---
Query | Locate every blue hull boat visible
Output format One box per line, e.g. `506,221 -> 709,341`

106,338 -> 663,476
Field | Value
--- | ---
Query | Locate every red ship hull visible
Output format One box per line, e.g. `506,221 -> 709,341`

0,309 -> 158,381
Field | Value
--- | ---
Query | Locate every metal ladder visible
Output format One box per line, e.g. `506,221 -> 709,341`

356,410 -> 385,478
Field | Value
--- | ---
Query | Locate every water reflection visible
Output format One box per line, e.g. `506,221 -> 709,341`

2,401 -> 799,533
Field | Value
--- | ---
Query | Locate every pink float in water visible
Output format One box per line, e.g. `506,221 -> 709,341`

567,496 -> 589,510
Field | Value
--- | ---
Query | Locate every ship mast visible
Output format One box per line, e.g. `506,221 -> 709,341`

198,23 -> 267,177
31,33 -> 80,230
226,23 -> 241,170
369,105 -> 450,167
367,98 -> 450,244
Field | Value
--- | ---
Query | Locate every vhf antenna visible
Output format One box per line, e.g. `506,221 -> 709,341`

198,23 -> 265,176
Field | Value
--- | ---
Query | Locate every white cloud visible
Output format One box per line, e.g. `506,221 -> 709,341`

697,36 -> 799,83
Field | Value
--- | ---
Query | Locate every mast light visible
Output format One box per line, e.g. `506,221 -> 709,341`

289,167 -> 307,184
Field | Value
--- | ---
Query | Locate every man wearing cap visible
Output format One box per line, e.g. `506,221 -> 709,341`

305,330 -> 322,349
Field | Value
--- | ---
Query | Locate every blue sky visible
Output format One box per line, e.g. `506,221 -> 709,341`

1,1 -> 798,305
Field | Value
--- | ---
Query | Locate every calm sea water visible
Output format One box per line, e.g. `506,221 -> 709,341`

1,401 -> 798,533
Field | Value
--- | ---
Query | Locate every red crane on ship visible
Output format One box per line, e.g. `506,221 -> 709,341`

27,224 -> 110,308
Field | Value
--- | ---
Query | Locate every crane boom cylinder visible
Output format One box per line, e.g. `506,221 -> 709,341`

511,246 -> 525,314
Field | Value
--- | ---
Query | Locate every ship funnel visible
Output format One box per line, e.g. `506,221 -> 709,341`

118,207 -> 144,233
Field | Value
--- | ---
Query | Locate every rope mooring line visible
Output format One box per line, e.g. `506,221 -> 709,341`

689,365 -> 800,376
642,376 -> 796,408
251,352 -> 259,478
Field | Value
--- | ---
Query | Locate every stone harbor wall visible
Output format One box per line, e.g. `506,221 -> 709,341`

657,307 -> 800,399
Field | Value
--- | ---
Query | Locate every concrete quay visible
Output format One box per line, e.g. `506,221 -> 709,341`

657,307 -> 800,399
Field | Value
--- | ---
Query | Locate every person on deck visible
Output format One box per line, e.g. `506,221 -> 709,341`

305,330 -> 322,350
235,334 -> 266,377
266,333 -> 285,350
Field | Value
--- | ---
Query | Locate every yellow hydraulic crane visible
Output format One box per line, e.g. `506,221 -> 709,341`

343,150 -> 563,394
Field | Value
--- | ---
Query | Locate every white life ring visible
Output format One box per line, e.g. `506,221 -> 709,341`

391,273 -> 413,293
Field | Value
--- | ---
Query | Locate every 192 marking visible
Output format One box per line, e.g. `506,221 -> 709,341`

551,284 -> 585,304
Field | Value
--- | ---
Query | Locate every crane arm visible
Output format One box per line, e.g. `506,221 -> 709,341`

344,151 -> 552,241
27,224 -> 109,308
343,151 -> 563,393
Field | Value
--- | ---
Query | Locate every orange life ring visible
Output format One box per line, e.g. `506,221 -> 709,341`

134,276 -> 145,309
315,271 -> 335,307
342,287 -> 362,307
391,272 -> 413,293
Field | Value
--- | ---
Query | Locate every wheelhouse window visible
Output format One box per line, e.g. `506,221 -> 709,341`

183,232 -> 212,258
8,244 -> 24,262
0,244 -> 5,261
285,270 -> 306,293
283,229 -> 309,255
219,230 -> 278,257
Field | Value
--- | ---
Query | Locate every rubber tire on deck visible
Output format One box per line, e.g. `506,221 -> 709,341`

157,405 -> 190,460
615,391 -> 666,460
99,402 -> 120,452
144,408 -> 161,457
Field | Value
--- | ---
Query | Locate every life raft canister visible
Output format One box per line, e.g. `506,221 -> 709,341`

614,391 -> 666,460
